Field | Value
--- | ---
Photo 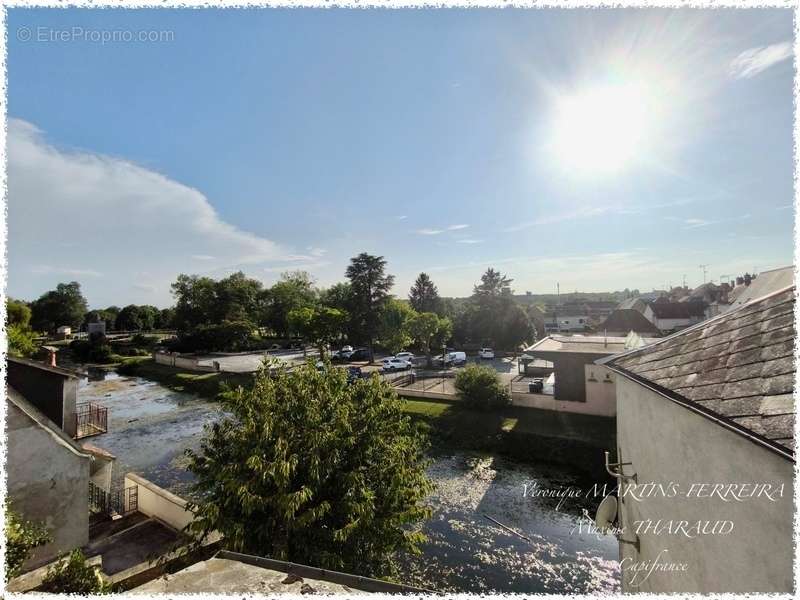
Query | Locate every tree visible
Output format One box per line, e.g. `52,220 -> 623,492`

409,312 -> 452,367
30,282 -> 88,333
473,267 -> 513,298
408,273 -> 442,314
7,299 -> 37,357
115,305 -> 143,331
378,299 -> 416,355
288,306 -> 348,357
7,299 -> 31,328
185,362 -> 432,577
345,253 -> 394,362
171,274 -> 217,330
454,364 -> 511,410
157,307 -> 176,329
262,271 -> 317,337
5,503 -> 51,579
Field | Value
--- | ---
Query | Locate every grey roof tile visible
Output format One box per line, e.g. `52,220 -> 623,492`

608,285 -> 796,455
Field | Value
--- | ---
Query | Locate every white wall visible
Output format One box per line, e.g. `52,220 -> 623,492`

124,473 -> 196,533
615,378 -> 793,593
153,351 -> 218,372
6,400 -> 89,568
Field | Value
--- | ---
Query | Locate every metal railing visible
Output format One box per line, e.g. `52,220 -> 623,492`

89,481 -> 138,518
75,402 -> 108,439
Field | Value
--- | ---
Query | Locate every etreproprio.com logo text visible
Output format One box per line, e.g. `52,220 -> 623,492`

17,26 -> 175,44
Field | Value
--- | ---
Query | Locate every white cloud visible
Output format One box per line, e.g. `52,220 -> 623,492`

456,239 -> 484,244
31,265 -> 103,278
730,42 -> 793,79
415,224 -> 470,235
7,119 -> 299,307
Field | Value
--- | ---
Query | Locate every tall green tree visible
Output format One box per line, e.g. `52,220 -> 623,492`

409,312 -> 452,367
7,299 -> 31,328
185,362 -> 432,577
30,282 -> 88,333
408,273 -> 442,315
345,253 -> 394,361
379,299 -> 416,355
262,271 -> 317,337
171,274 -> 218,330
288,306 -> 348,357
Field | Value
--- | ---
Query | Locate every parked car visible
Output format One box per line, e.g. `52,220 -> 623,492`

433,351 -> 467,367
349,347 -> 369,361
395,351 -> 415,364
479,348 -> 495,359
381,357 -> 412,372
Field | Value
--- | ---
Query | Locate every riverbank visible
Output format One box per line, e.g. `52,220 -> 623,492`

115,359 -> 614,479
116,358 -> 253,398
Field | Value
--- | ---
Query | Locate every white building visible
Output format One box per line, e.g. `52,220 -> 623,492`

600,285 -> 794,593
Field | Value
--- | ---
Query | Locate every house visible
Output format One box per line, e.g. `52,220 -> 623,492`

55,325 -> 72,340
543,305 -> 590,333
5,357 -> 112,570
524,333 -> 656,416
596,309 -> 661,338
647,299 -> 706,333
600,285 -> 794,593
6,386 -> 92,568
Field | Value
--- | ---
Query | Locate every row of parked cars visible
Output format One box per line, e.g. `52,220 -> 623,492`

381,347 -> 496,371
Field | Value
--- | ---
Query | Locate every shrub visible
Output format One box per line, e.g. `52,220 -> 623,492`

40,549 -> 111,594
170,320 -> 260,353
5,504 -> 51,579
69,339 -> 114,364
454,363 -> 511,410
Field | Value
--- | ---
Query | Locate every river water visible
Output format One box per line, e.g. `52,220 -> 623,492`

80,371 -> 620,594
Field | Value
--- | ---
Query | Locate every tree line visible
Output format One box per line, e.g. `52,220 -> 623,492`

9,253 -> 543,358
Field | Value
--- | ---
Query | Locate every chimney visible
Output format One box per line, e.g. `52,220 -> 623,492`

44,346 -> 57,367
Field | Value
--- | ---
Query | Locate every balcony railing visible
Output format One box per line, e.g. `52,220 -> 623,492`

75,402 -> 108,439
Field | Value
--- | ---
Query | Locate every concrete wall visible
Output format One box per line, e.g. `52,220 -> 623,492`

584,364 -> 617,417
550,353 -> 611,403
153,351 -> 218,372
124,473 -> 195,533
7,360 -> 77,436
615,378 -> 794,593
6,400 -> 89,568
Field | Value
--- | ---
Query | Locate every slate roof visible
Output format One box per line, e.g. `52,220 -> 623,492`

726,266 -> 794,311
617,297 -> 648,313
597,309 -> 661,335
649,301 -> 706,319
603,286 -> 795,459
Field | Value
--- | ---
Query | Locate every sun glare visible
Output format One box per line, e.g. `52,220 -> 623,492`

551,84 -> 651,174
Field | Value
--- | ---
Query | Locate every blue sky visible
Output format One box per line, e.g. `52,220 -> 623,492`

7,8 -> 795,308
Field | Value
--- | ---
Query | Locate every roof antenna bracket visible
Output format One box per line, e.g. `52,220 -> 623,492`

605,451 -> 637,483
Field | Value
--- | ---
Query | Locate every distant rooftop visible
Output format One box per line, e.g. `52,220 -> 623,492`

597,309 -> 661,335
727,266 -> 794,311
526,334 -> 658,355
603,285 -> 795,459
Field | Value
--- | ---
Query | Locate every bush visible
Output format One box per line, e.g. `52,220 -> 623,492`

5,503 -> 51,579
69,339 -> 114,364
40,549 -> 111,594
454,364 -> 510,410
169,320 -> 261,353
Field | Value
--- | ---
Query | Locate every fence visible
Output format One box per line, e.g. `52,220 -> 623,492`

89,481 -> 138,519
75,402 -> 108,439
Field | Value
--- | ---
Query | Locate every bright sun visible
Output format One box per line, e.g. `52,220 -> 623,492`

551,84 -> 650,174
